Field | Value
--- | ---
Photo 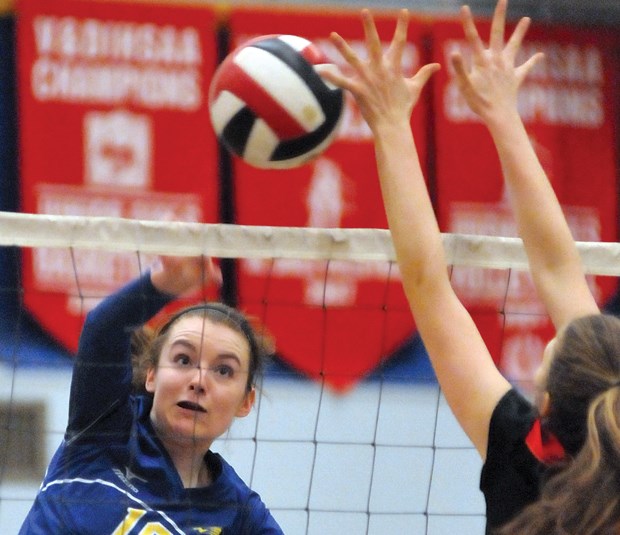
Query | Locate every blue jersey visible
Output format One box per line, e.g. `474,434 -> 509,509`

20,274 -> 283,535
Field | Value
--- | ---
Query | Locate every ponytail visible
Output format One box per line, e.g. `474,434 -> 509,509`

496,387 -> 620,535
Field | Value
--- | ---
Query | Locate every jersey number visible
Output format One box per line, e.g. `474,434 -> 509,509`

112,508 -> 171,535
112,508 -> 223,535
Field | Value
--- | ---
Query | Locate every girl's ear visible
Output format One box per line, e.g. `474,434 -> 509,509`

236,387 -> 256,418
145,367 -> 156,394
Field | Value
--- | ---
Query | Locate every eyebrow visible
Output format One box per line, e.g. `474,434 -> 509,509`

169,339 -> 243,366
169,340 -> 196,353
214,354 -> 243,367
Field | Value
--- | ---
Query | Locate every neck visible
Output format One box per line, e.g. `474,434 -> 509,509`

162,437 -> 213,488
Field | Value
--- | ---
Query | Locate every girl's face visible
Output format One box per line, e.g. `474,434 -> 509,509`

145,315 -> 255,449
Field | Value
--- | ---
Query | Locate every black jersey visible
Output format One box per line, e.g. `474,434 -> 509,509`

480,389 -> 546,533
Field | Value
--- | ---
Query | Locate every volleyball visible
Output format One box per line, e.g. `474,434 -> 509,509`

208,34 -> 344,169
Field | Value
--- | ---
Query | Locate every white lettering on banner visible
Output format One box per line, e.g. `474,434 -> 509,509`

517,85 -> 602,126
33,16 -> 201,65
523,42 -> 603,84
449,199 -> 602,388
450,201 -> 602,305
445,80 -> 603,127
443,39 -> 606,127
30,16 -> 203,110
34,248 -> 145,289
38,195 -> 123,217
34,185 -> 203,301
242,158 -> 401,306
37,185 -> 202,222
445,39 -> 604,84
31,59 -> 201,110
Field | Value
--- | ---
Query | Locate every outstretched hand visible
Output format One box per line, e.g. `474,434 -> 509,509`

321,9 -> 439,133
451,0 -> 543,123
150,255 -> 222,297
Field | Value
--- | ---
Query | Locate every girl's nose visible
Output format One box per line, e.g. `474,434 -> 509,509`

189,366 -> 208,394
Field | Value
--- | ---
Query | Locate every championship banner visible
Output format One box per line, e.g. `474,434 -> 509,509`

225,7 -> 431,391
17,0 -> 219,351
431,17 -> 618,386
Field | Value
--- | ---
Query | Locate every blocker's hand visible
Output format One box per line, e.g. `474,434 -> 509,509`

450,0 -> 543,124
321,9 -> 439,134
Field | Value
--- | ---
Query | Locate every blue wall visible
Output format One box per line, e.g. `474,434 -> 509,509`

0,15 -> 73,367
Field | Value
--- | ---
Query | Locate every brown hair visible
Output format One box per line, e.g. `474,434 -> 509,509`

545,314 -> 620,455
131,303 -> 274,394
497,314 -> 620,534
497,386 -> 620,534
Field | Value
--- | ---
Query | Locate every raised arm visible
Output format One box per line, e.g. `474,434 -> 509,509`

323,10 -> 511,457
67,256 -> 221,438
451,0 -> 599,329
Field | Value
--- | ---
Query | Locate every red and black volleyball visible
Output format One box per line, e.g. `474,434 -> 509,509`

208,34 -> 344,169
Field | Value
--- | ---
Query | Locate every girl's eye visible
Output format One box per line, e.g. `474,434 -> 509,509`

174,354 -> 192,366
213,365 -> 234,378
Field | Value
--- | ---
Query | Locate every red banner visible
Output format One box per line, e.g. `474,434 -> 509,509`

17,0 -> 219,351
431,17 -> 618,387
226,7 -> 430,391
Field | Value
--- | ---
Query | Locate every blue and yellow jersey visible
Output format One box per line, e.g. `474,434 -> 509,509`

19,274 -> 283,535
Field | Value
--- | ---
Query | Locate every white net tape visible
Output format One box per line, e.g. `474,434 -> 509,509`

2,210 -> 620,273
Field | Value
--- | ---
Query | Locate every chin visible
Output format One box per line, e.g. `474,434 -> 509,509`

160,421 -> 209,444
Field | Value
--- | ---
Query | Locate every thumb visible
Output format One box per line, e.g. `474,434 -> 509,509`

204,257 -> 223,288
411,62 -> 441,88
516,51 -> 544,86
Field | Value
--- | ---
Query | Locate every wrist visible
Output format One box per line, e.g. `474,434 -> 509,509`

149,267 -> 178,297
483,107 -> 524,137
371,117 -> 413,140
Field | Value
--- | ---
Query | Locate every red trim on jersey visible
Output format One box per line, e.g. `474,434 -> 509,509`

525,418 -> 566,465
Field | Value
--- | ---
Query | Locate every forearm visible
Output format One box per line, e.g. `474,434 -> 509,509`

492,113 -> 572,251
76,272 -> 172,363
67,272 -> 173,434
486,110 -> 597,324
374,120 -> 510,454
373,120 -> 447,300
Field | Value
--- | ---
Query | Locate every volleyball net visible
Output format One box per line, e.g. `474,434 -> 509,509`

2,211 -> 620,534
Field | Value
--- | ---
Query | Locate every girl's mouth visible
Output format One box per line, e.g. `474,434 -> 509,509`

177,401 -> 206,413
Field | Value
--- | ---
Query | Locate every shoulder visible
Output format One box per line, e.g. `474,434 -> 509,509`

480,388 -> 544,529
484,388 -> 539,469
488,388 -> 537,445
210,452 -> 251,495
209,452 -> 283,533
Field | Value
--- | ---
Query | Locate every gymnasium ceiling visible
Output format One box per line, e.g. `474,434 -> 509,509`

265,0 -> 620,27
446,0 -> 620,26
